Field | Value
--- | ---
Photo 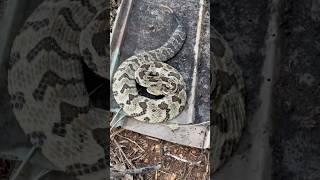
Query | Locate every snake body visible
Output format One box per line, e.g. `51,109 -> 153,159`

211,27 -> 246,172
7,0 -> 246,176
112,11 -> 187,123
112,10 -> 246,173
8,0 -> 108,179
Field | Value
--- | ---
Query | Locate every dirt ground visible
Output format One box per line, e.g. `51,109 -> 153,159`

110,129 -> 209,179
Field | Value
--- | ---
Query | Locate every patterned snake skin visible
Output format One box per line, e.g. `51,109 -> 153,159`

8,0 -> 108,179
211,26 -> 246,172
6,0 -> 246,177
112,10 -> 187,123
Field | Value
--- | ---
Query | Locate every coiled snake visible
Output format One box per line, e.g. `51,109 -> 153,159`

112,6 -> 246,173
112,9 -> 187,123
8,0 -> 108,179
7,0 -> 246,177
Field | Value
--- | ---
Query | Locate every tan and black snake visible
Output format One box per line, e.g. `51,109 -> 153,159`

7,0 -> 246,177
211,26 -> 246,172
112,8 -> 187,123
8,0 -> 108,179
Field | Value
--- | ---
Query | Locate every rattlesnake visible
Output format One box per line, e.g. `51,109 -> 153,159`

8,0 -> 108,179
112,7 -> 246,173
112,9 -> 187,123
6,0 -> 246,177
211,26 -> 246,172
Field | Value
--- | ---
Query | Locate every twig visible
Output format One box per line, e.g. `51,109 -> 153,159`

126,164 -> 161,174
111,164 -> 161,177
116,134 -> 145,152
113,140 -> 126,166
165,153 -> 201,166
111,128 -> 125,139
130,153 -> 144,162
203,151 -> 210,179
110,150 -> 121,165
113,139 -> 135,168
34,169 -> 51,180
203,164 -> 209,180
145,136 -> 160,142
158,170 -> 170,175
180,163 -> 188,179
88,83 -> 104,96
184,166 -> 194,180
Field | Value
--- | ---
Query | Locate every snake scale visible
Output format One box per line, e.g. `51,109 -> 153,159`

8,0 -> 108,179
211,26 -> 246,172
112,9 -> 187,123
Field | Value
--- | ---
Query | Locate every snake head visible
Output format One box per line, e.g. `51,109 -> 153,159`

146,71 -> 160,82
160,79 -> 179,95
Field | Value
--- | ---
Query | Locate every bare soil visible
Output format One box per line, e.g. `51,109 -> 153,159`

110,129 -> 209,180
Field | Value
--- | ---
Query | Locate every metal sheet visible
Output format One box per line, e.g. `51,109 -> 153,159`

110,0 -> 210,148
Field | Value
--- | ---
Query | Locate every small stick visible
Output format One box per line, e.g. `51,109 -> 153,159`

126,164 -> 161,174
116,134 -> 145,152
130,153 -> 144,162
88,83 -> 104,96
113,139 -> 126,166
184,166 -> 194,180
203,164 -> 209,180
113,139 -> 135,168
158,170 -> 170,175
165,153 -> 201,166
145,136 -> 160,142
111,164 -> 161,177
34,169 -> 51,180
110,128 -> 125,139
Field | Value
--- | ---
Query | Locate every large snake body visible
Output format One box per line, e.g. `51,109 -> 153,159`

112,10 -> 247,173
8,0 -> 108,179
7,0 -> 246,177
112,12 -> 187,123
211,27 -> 246,172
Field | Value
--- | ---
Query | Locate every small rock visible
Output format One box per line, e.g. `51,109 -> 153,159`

155,144 -> 161,153
163,145 -> 168,152
168,173 -> 177,180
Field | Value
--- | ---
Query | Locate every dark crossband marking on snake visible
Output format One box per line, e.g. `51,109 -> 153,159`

210,26 -> 246,173
8,0 -> 108,179
112,9 -> 187,123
